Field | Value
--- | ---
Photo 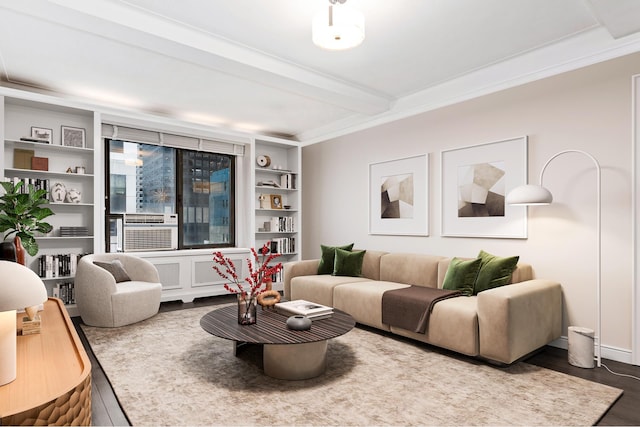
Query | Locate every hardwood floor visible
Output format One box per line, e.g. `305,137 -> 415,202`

73,295 -> 640,426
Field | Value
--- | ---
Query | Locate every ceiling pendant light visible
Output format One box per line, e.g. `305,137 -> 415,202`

312,0 -> 365,50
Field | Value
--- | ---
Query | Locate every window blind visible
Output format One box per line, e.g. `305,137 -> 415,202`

101,123 -> 245,156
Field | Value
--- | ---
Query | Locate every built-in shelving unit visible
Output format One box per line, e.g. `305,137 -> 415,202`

1,96 -> 98,316
0,88 -> 303,308
253,139 -> 301,285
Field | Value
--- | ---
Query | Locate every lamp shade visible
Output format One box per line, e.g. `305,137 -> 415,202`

506,184 -> 553,205
0,260 -> 47,311
312,3 -> 365,50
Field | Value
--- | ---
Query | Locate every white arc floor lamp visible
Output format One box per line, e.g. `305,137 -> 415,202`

506,149 -> 601,368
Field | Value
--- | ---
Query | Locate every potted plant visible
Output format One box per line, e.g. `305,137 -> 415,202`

0,181 -> 54,258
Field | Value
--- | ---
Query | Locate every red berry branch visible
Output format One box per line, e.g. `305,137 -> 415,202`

212,242 -> 283,300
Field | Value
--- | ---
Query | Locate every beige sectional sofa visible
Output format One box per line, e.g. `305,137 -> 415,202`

284,250 -> 562,365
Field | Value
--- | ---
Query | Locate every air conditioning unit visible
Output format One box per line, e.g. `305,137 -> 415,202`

123,213 -> 178,252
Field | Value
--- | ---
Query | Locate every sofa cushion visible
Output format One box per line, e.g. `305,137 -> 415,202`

290,275 -> 370,307
442,257 -> 482,296
94,260 -> 131,283
390,296 -> 479,356
334,281 -> 410,331
333,249 -> 366,277
379,253 -> 446,287
317,243 -> 354,275
358,249 -> 388,280
474,250 -> 519,294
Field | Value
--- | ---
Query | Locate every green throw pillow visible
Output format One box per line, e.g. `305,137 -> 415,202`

332,248 -> 366,277
442,257 -> 482,296
317,243 -> 354,274
94,260 -> 131,283
473,250 -> 519,294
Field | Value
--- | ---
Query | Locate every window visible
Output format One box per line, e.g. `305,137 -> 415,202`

178,150 -> 234,248
106,139 -> 235,250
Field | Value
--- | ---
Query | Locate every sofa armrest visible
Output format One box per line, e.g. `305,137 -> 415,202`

477,279 -> 562,364
283,259 -> 320,299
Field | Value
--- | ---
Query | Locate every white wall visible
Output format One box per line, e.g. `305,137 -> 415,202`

301,52 -> 640,361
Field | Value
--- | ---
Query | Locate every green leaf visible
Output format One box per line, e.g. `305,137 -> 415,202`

0,181 -> 54,256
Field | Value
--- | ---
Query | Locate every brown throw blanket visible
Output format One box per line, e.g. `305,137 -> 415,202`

382,286 -> 462,334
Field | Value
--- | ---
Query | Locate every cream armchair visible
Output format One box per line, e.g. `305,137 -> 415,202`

75,253 -> 162,327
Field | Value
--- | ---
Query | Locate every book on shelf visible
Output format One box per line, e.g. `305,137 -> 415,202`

275,299 -> 333,319
52,281 -> 75,305
38,253 -> 88,278
19,136 -> 50,143
269,237 -> 295,254
279,173 -> 296,190
3,176 -> 50,199
13,148 -> 34,169
31,156 -> 49,171
266,216 -> 295,232
59,226 -> 89,237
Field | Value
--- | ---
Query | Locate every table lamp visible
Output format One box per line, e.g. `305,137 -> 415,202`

0,260 -> 48,385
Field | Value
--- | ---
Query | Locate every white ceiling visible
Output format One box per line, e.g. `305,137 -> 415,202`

1,0 -> 640,144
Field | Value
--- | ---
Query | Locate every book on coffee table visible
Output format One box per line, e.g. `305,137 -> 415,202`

275,300 -> 333,319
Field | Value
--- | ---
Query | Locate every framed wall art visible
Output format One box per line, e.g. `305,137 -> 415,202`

31,126 -> 52,144
440,136 -> 528,238
61,126 -> 86,148
369,153 -> 429,236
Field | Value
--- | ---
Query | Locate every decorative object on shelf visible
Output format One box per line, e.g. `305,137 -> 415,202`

257,289 -> 281,310
0,260 -> 48,385
0,181 -> 54,257
212,242 -> 283,325
506,149 -> 602,368
13,149 -> 34,169
30,126 -> 52,144
441,136 -> 528,239
51,182 -> 66,202
75,166 -> 85,174
258,193 -> 270,209
283,205 -> 291,210
369,153 -> 429,236
61,126 -> 86,148
270,194 -> 282,209
66,167 -> 73,173
65,188 -> 82,204
257,179 -> 280,188
286,315 -> 312,331
312,0 -> 365,51
31,157 -> 48,171
256,154 -> 271,167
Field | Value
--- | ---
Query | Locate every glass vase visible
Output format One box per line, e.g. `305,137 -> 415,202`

237,294 -> 257,325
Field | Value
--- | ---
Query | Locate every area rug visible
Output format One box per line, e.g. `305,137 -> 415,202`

82,305 -> 622,426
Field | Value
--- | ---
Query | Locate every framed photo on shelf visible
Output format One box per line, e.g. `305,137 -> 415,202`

440,136 -> 528,239
61,126 -> 86,148
31,126 -> 52,144
270,194 -> 283,209
369,153 -> 429,236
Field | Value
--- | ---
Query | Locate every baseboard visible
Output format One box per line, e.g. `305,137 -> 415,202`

549,336 -> 634,365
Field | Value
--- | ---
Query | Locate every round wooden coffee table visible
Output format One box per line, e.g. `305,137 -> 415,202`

200,305 -> 355,380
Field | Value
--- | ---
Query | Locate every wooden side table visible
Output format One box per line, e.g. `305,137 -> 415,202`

0,298 -> 91,426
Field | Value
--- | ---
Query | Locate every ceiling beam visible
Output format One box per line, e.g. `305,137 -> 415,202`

3,0 -> 391,116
